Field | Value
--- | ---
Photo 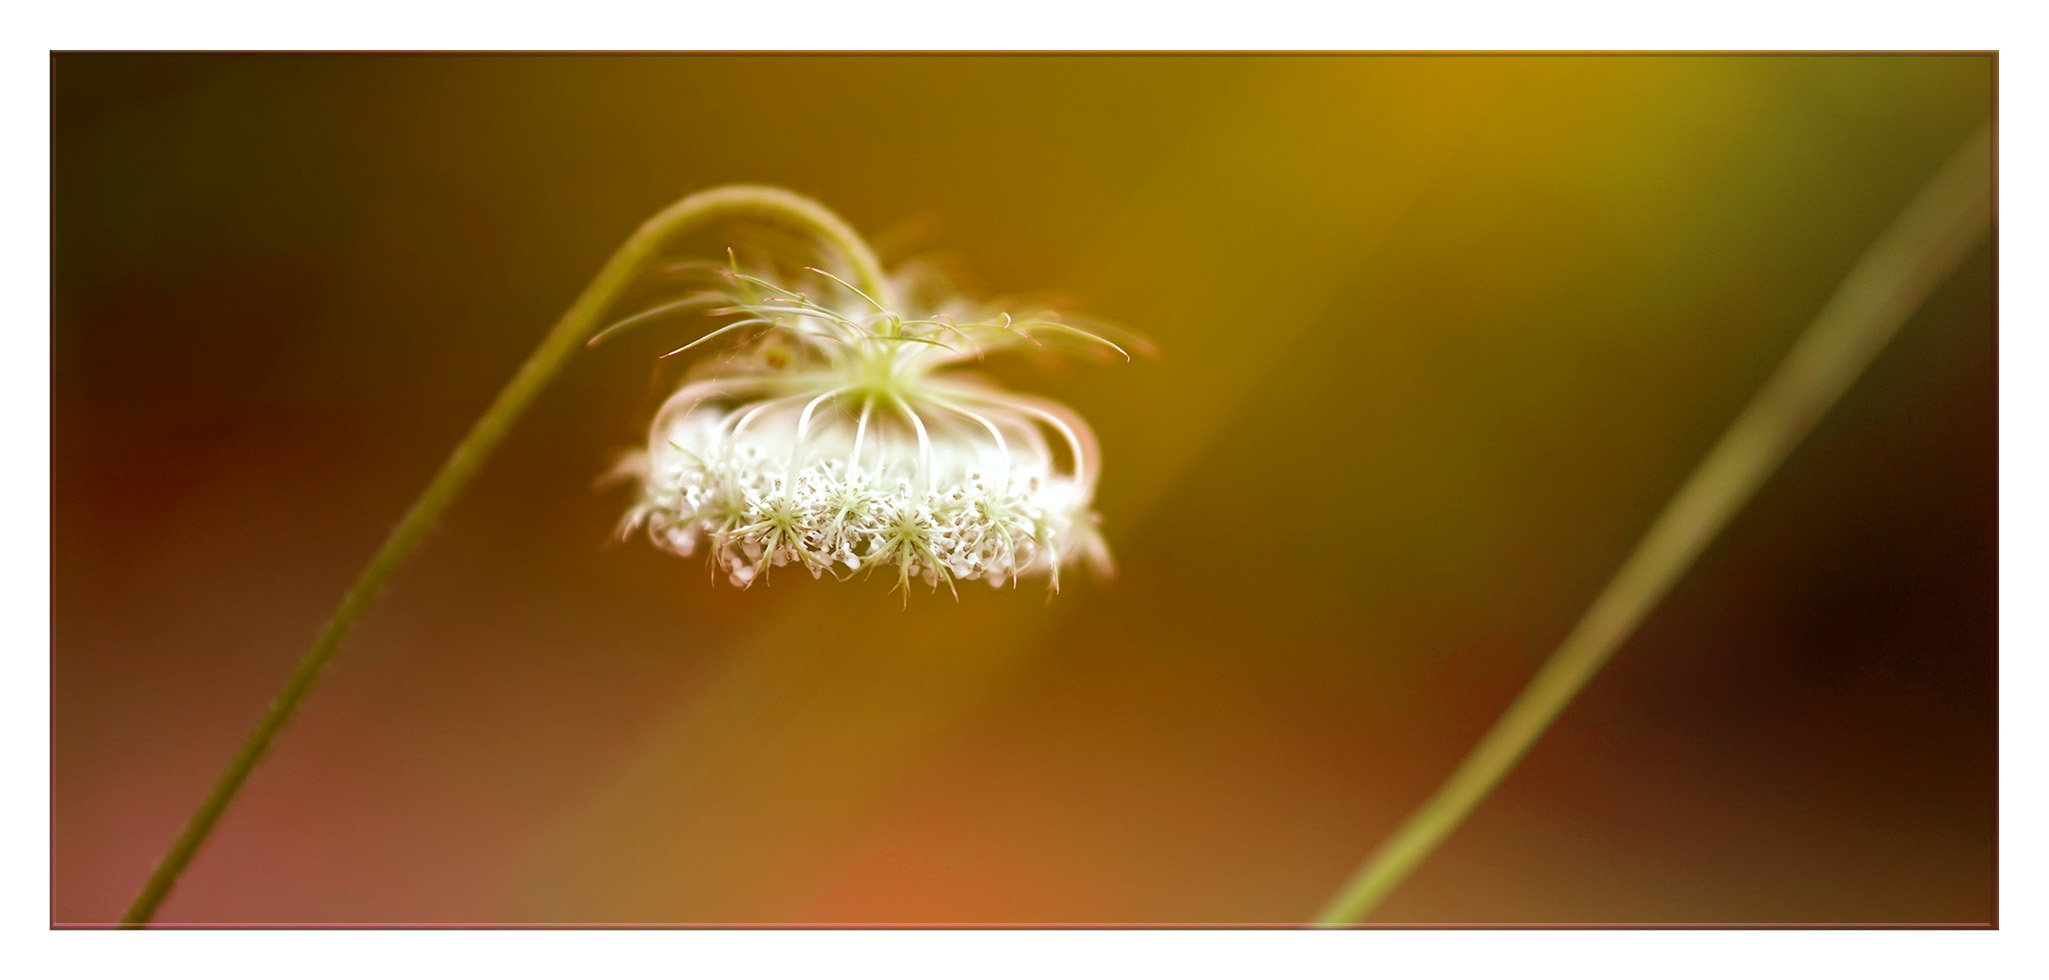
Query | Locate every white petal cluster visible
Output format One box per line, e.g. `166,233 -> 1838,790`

613,264 -> 1123,594
624,393 -> 1103,591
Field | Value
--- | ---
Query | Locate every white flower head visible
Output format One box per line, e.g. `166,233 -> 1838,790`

614,252 -> 1137,596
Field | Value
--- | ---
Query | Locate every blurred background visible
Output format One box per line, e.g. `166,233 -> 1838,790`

51,54 -> 1993,925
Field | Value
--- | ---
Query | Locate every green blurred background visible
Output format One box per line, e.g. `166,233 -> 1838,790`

51,54 -> 1994,925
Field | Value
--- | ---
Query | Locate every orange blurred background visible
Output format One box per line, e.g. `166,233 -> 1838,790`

52,54 -> 1993,925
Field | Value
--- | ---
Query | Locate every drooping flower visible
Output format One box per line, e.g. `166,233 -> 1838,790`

612,254 -> 1135,594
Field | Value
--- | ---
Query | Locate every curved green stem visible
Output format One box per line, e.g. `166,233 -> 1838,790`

120,185 -> 885,927
1313,125 -> 1992,927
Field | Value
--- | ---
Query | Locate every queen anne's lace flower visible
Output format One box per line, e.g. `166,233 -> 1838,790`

614,259 -> 1129,594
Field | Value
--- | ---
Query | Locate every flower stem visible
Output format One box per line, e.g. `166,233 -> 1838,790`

119,185 -> 885,927
1312,125 -> 1992,927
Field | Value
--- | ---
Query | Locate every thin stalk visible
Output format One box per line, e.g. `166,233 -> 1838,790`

1313,125 -> 1992,927
120,185 -> 886,927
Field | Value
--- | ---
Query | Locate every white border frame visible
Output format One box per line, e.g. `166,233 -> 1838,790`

11,2 -> 2040,976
